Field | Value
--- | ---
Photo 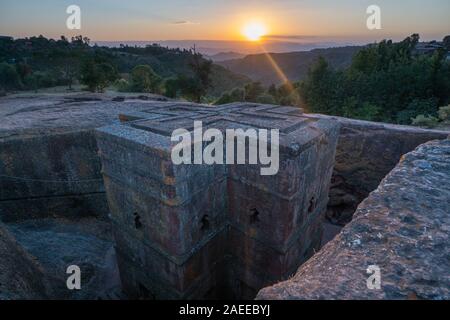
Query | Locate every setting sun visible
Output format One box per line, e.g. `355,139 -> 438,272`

242,22 -> 267,41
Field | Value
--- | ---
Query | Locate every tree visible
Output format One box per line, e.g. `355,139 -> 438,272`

267,84 -> 277,98
244,82 -> 265,102
176,74 -> 202,102
214,81 -> 301,106
438,105 -> 450,121
71,35 -> 90,47
275,82 -> 301,106
164,78 -> 180,98
181,48 -> 212,102
130,65 -> 161,93
0,63 -> 22,91
114,78 -> 130,92
15,63 -> 32,81
79,58 -> 98,91
96,63 -> 118,92
60,52 -> 80,90
214,87 -> 245,105
299,56 -> 338,114
214,92 -> 232,105
442,35 -> 450,51
23,71 -> 57,90
298,34 -> 450,124
396,98 -> 439,124
255,93 -> 276,104
79,58 -> 117,92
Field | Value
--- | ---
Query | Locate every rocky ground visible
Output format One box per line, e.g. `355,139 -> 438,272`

0,221 -> 53,299
257,139 -> 450,300
0,91 -> 176,139
5,217 -> 121,299
0,92 -> 448,300
1,216 -> 123,299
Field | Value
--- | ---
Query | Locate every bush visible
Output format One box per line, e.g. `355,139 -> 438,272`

130,65 -> 161,93
214,87 -> 245,105
114,78 -> 130,92
79,59 -> 118,92
23,73 -> 38,90
244,82 -> 265,102
396,109 -> 419,125
23,71 -> 57,89
278,91 -> 301,107
228,88 -> 245,102
186,51 -> 212,102
163,78 -> 179,98
342,98 -> 381,121
438,105 -> 450,121
96,63 -> 118,92
0,63 -> 22,90
396,98 -> 439,124
255,93 -> 276,104
214,93 -> 232,105
411,114 -> 439,128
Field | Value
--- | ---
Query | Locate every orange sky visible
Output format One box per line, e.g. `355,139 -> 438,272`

1,0 -> 449,42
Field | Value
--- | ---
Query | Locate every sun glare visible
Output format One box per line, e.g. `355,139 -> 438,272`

242,22 -> 267,41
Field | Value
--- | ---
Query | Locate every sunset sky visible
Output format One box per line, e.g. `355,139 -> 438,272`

1,0 -> 449,43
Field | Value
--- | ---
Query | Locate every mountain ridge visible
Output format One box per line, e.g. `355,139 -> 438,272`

217,46 -> 363,85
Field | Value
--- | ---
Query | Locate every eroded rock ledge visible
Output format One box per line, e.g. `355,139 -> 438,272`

257,138 -> 450,300
0,222 -> 54,299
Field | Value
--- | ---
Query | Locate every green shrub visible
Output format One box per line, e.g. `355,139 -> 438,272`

396,98 -> 438,124
130,65 -> 161,93
214,93 -> 232,105
341,98 -> 381,121
163,78 -> 179,98
299,34 -> 450,124
23,74 -> 38,90
80,59 -> 118,92
244,82 -> 265,102
438,105 -> 450,121
30,71 -> 57,88
411,114 -> 439,128
214,87 -> 245,105
114,78 -> 130,92
0,62 -> 22,90
255,93 -> 276,104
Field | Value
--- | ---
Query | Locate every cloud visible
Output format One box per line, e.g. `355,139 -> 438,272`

172,20 -> 200,25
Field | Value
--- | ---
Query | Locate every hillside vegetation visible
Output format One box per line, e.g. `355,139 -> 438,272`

1,34 -> 449,127
215,34 -> 450,127
300,34 -> 450,125
0,35 -> 250,102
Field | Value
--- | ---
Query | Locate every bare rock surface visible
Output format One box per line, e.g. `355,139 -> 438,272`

0,92 -> 178,139
0,92 -> 186,220
304,114 -> 449,225
0,221 -> 54,299
4,217 -> 120,299
257,139 -> 450,300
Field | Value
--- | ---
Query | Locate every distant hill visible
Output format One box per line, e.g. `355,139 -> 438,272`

208,52 -> 245,62
217,46 -> 362,85
95,40 -> 357,56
